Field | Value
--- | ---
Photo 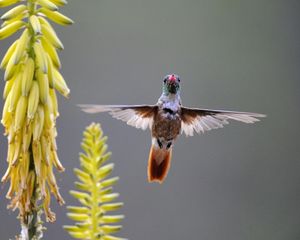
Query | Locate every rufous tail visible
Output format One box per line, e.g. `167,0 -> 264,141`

148,145 -> 172,183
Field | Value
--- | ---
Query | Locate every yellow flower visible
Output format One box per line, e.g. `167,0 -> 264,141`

64,123 -> 125,240
0,0 -> 72,224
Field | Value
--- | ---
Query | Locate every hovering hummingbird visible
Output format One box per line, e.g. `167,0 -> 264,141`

79,74 -> 265,183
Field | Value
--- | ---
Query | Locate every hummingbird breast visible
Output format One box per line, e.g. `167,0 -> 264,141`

152,108 -> 181,142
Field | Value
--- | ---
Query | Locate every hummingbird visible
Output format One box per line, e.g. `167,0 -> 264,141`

79,74 -> 265,183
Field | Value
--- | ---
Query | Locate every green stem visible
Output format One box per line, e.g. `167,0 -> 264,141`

19,152 -> 43,240
91,135 -> 100,240
20,187 -> 43,240
27,0 -> 37,58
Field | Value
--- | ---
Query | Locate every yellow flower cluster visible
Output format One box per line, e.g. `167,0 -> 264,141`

0,0 -> 72,222
64,123 -> 125,240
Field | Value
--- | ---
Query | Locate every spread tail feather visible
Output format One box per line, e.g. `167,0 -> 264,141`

148,145 -> 172,183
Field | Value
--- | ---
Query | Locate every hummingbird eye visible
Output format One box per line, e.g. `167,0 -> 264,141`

163,78 -> 167,83
178,78 -> 181,82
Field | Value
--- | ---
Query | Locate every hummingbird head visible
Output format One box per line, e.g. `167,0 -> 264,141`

162,74 -> 181,95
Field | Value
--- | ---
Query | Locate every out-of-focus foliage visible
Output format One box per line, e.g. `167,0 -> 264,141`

64,123 -> 126,240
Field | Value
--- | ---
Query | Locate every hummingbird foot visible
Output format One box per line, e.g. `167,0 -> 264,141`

157,138 -> 163,149
156,138 -> 172,150
166,142 -> 172,149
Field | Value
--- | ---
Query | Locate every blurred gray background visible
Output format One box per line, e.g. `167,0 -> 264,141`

1,0 -> 300,239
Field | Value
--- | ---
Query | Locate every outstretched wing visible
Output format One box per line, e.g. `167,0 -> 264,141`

78,104 -> 157,130
181,107 -> 266,136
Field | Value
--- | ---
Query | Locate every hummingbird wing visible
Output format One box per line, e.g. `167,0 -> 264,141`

78,104 -> 157,130
181,107 -> 266,136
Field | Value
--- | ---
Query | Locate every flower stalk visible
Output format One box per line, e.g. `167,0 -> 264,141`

64,123 -> 126,240
0,0 -> 73,236
19,171 -> 44,240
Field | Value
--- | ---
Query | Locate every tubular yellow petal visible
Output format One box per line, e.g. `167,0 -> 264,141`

49,127 -> 57,150
66,206 -> 89,214
100,193 -> 119,203
39,163 -> 47,196
74,181 -> 90,191
102,236 -> 127,240
43,188 -> 57,222
62,225 -> 83,234
49,0 -> 67,7
22,122 -> 33,153
20,151 -> 30,188
27,170 -> 36,198
9,72 -> 22,112
1,10 -> 27,28
14,95 -> 28,131
12,131 -> 22,165
41,135 -> 51,165
51,183 -> 64,206
43,97 -> 53,129
69,190 -> 90,201
41,36 -> 61,68
37,0 -> 58,11
37,12 -> 51,26
1,4 -> 27,21
1,91 -> 12,127
40,20 -> 64,49
1,166 -> 12,185
39,8 -> 73,26
7,117 -> 16,142
33,41 -> 48,73
67,213 -> 89,222
13,28 -> 29,64
101,215 -> 124,224
101,225 -> 122,234
21,58 -> 35,96
101,203 -> 124,212
98,163 -> 114,179
0,20 -> 24,40
5,173 -> 16,199
6,141 -> 15,163
47,164 -> 57,186
0,39 -> 18,69
29,15 -> 41,34
51,150 -> 65,171
0,0 -> 20,8
32,105 -> 44,141
4,61 -> 16,82
32,141 -> 42,177
73,168 -> 91,184
4,51 -> 21,81
27,81 -> 39,120
53,68 -> 70,97
101,177 -> 119,188
36,70 -> 49,104
46,53 -> 54,87
3,78 -> 14,99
